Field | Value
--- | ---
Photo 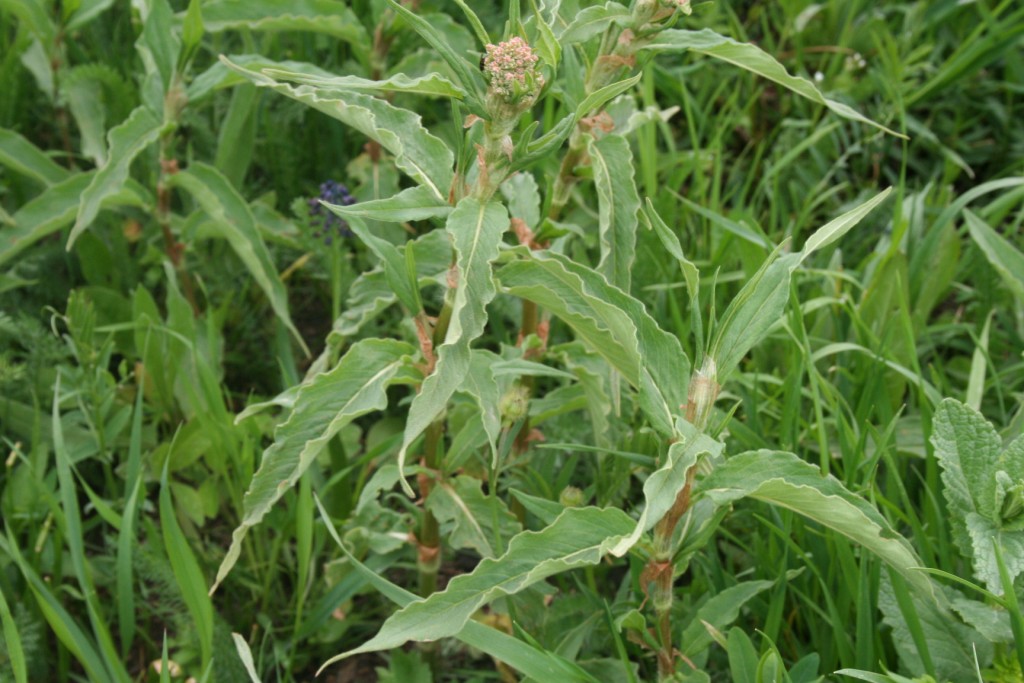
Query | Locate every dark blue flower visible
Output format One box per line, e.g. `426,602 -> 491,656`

309,180 -> 357,243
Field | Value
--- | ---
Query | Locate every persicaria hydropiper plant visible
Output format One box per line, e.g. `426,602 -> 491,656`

195,2 -> 923,680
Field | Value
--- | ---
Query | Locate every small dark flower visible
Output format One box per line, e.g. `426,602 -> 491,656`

308,180 -> 357,243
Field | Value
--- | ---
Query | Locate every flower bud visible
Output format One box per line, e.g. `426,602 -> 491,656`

482,37 -> 543,107
499,384 -> 530,426
686,356 -> 719,430
559,486 -> 586,508
662,0 -> 692,14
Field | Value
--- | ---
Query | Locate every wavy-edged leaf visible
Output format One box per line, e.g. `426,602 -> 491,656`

559,1 -> 631,44
609,419 -> 723,556
497,250 -> 688,436
397,198 -> 508,494
589,133 -> 639,292
331,270 -> 397,339
697,450 -> 933,598
198,0 -> 370,49
264,66 -> 467,100
324,185 -> 451,224
326,506 -> 635,662
426,475 -> 521,558
169,162 -> 308,354
222,57 -> 454,202
964,209 -> 1024,302
314,495 -> 599,682
342,214 -> 421,313
212,338 -> 416,591
642,29 -> 903,137
69,105 -> 162,248
0,127 -> 69,186
1,173 -> 150,267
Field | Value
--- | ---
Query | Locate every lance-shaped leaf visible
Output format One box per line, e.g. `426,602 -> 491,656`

426,475 -> 521,558
396,199 -> 508,494
1,174 -> 150,267
589,133 -> 640,292
137,0 -> 180,93
710,188 -> 891,381
325,186 -> 452,224
223,57 -> 454,202
497,250 -> 688,435
462,350 -> 502,469
964,209 -> 1024,302
696,450 -> 933,598
211,339 -> 416,592
68,105 -> 162,248
641,29 -> 903,137
197,0 -> 370,50
608,419 -> 724,556
340,215 -> 422,313
325,506 -> 635,662
261,66 -> 467,100
559,1 -> 631,44
169,162 -> 308,354
0,127 -> 70,186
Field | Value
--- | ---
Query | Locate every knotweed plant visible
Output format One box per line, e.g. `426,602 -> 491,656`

206,2 -> 924,680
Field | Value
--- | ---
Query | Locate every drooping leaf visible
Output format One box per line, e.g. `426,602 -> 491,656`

697,450 -> 933,598
1,173 -> 150,267
0,127 -> 70,186
68,105 -> 162,248
169,162 -> 308,354
222,57 -> 454,202
497,249 -> 689,435
642,29 -> 903,137
426,475 -> 521,558
212,339 -> 417,591
589,133 -> 640,292
325,186 -> 452,224
263,65 -> 467,100
396,198 -> 508,494
326,506 -> 636,662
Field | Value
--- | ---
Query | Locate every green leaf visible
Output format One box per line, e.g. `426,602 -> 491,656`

68,105 -> 162,248
331,270 -> 398,339
137,0 -> 180,92
314,495 -> 598,682
212,338 -> 416,591
448,0 -> 489,47
0,173 -> 145,267
800,188 -> 892,262
159,464 -> 215,670
326,506 -> 636,662
559,2 -> 631,44
260,65 -> 468,100
642,29 -> 904,137
342,214 -> 422,313
232,633 -> 262,683
426,475 -> 521,558
680,580 -> 774,657
964,209 -> 1024,302
384,0 -> 487,111
323,185 -> 452,223
397,198 -> 508,494
609,419 -> 723,556
199,0 -> 370,49
168,162 -> 307,353
0,584 -> 26,683
181,0 -> 203,53
65,0 -> 116,31
589,134 -> 640,292
0,127 -> 70,186
0,0 -> 56,45
497,250 -> 689,436
527,0 -> 560,68
222,57 -> 454,202
697,450 -> 933,598
464,350 -> 502,469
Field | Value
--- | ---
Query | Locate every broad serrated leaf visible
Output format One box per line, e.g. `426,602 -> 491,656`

69,105 -> 162,248
608,419 -> 724,556
212,338 -> 416,591
589,134 -> 639,292
964,209 -> 1024,302
0,127 -> 69,186
642,29 -> 903,137
326,506 -> 635,662
966,513 -> 1024,595
169,162 -> 308,354
198,0 -> 370,49
222,57 -> 454,202
324,185 -> 451,224
397,198 -> 508,494
497,250 -> 689,436
426,475 -> 521,558
2,173 -> 150,267
697,450 -> 933,598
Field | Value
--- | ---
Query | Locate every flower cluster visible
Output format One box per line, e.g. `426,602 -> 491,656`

307,180 -> 356,245
482,37 -> 542,103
